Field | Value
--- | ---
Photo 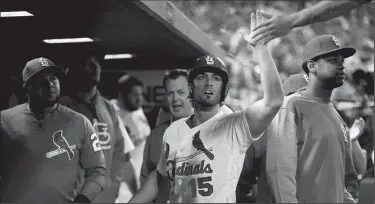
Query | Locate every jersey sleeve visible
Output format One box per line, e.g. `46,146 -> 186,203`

216,110 -> 255,154
79,116 -> 107,201
265,108 -> 298,203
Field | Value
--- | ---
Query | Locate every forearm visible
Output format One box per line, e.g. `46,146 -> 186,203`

79,167 -> 106,201
254,45 -> 283,107
79,179 -> 104,201
130,170 -> 159,203
290,0 -> 362,28
351,140 -> 367,175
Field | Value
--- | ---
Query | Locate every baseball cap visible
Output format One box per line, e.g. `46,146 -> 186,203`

189,55 -> 229,84
22,57 -> 65,85
302,35 -> 356,73
283,73 -> 308,95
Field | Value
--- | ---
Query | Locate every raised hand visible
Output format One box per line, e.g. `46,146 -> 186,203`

250,10 -> 294,45
242,10 -> 270,47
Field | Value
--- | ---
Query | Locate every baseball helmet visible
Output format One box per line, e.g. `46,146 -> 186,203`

189,55 -> 229,101
302,35 -> 356,73
22,57 -> 65,85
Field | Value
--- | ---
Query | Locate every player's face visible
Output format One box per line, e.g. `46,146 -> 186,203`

165,76 -> 193,119
28,69 -> 60,106
191,72 -> 223,106
314,54 -> 346,89
75,56 -> 101,91
127,85 -> 144,110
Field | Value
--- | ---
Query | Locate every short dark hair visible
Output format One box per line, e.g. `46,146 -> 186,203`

162,69 -> 189,89
117,75 -> 144,96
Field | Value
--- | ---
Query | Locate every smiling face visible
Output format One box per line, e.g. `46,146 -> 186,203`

165,76 -> 193,119
190,72 -> 223,107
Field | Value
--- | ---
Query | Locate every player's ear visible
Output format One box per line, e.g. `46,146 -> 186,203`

307,60 -> 317,74
224,82 -> 230,96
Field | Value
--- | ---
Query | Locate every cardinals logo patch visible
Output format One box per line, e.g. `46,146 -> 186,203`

206,56 -> 214,65
46,130 -> 77,160
332,36 -> 340,46
39,58 -> 50,67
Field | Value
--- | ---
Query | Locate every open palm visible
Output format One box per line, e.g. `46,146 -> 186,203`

242,10 -> 269,47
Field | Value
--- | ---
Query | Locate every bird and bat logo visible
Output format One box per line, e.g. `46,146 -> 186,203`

46,130 -> 76,160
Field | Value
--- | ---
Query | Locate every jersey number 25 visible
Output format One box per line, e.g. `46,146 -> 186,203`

90,133 -> 102,152
188,176 -> 213,198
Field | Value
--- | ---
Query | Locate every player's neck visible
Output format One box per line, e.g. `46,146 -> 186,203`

304,79 -> 333,100
28,100 -> 58,114
193,105 -> 220,126
77,85 -> 97,104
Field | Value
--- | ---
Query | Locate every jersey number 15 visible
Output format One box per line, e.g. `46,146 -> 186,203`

188,176 -> 213,198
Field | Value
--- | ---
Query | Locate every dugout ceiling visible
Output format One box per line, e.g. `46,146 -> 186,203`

0,0 -> 227,76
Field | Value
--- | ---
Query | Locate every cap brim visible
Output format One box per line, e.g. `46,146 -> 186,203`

317,47 -> 356,59
302,47 -> 356,71
27,66 -> 65,83
47,66 -> 66,78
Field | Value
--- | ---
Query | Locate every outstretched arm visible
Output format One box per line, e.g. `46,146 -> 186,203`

243,10 -> 284,138
251,0 -> 371,44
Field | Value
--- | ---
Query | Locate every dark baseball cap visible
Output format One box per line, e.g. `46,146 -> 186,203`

22,57 -> 65,84
283,73 -> 308,95
302,35 -> 356,73
189,55 -> 229,84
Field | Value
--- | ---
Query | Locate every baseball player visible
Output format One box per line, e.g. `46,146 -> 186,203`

141,69 -> 193,202
130,10 -> 284,203
0,57 -> 106,203
112,75 -> 151,197
141,69 -> 235,202
59,55 -> 135,203
264,35 -> 359,203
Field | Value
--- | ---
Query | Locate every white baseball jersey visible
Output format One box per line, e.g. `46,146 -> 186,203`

157,110 -> 261,203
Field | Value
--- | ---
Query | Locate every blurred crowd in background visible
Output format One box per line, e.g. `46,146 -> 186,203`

174,0 -> 374,169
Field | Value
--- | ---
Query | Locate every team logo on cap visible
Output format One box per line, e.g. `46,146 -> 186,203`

206,56 -> 214,65
332,36 -> 340,46
39,58 -> 49,67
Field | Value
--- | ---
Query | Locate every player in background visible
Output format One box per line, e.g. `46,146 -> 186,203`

141,69 -> 193,202
59,54 -> 135,203
264,35 -> 359,203
0,57 -> 106,203
249,0 -> 373,45
111,75 -> 151,202
129,10 -> 284,203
